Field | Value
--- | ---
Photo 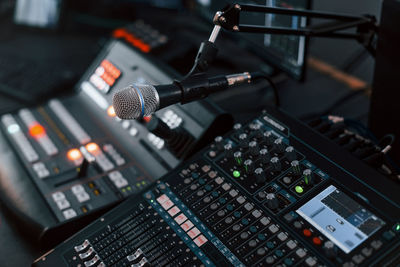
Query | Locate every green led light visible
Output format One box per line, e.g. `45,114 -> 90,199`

233,170 -> 241,178
150,199 -> 154,203
396,224 -> 400,232
295,185 -> 304,194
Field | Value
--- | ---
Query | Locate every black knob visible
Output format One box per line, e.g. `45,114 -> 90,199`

274,138 -> 285,153
285,146 -> 296,161
224,143 -> 233,158
244,159 -> 254,173
266,193 -> 279,210
254,167 -> 266,184
264,131 -> 274,146
291,160 -> 301,175
323,241 -> 337,259
259,148 -> 270,164
270,157 -> 281,172
234,151 -> 243,165
239,133 -> 248,148
303,169 -> 314,185
214,136 -> 224,151
249,141 -> 259,156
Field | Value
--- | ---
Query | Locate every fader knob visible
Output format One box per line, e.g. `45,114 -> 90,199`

259,148 -> 271,164
263,131 -> 274,146
249,141 -> 259,156
266,193 -> 279,210
285,146 -> 296,161
214,136 -> 224,151
224,143 -> 233,158
254,167 -> 266,184
274,138 -> 285,153
239,133 -> 248,148
270,157 -> 281,172
244,159 -> 254,173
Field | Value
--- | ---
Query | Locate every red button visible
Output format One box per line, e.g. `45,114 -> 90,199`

313,237 -> 322,245
303,229 -> 312,237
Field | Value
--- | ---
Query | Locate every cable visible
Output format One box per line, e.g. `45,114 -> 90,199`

252,72 -> 280,107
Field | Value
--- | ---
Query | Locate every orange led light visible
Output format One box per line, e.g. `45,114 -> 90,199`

143,116 -> 152,123
107,106 -> 116,117
29,124 -> 46,138
86,142 -> 99,153
67,149 -> 82,161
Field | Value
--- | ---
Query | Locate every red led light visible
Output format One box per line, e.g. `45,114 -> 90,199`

29,124 -> 45,138
303,229 -> 312,237
312,237 -> 322,245
143,116 -> 152,123
86,142 -> 99,153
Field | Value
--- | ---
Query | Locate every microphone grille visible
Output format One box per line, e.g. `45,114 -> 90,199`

112,84 -> 159,119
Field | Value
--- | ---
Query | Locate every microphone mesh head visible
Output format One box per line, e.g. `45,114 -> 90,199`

112,84 -> 159,119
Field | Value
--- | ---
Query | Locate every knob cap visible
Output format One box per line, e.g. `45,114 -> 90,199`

303,169 -> 314,185
259,148 -> 271,164
266,193 -> 279,210
250,123 -> 263,139
270,157 -> 281,172
224,143 -> 233,158
244,159 -> 254,173
214,136 -> 224,151
264,131 -> 274,146
233,123 -> 242,131
274,138 -> 285,153
285,146 -> 296,161
249,141 -> 259,156
291,160 -> 301,175
254,167 -> 266,184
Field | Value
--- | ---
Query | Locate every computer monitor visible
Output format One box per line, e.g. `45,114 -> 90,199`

196,0 -> 311,80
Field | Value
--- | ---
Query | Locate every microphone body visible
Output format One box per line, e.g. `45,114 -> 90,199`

113,72 -> 252,119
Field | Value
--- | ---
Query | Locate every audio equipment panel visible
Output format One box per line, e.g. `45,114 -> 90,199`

0,39 -> 232,245
34,107 -> 400,266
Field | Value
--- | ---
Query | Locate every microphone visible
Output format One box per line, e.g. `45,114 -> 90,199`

112,72 -> 253,119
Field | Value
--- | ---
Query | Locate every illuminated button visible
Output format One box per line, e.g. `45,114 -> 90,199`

52,192 -> 65,201
193,235 -> 207,247
287,240 -> 297,249
67,149 -> 82,161
313,237 -> 322,245
161,199 -> 174,210
156,194 -> 169,204
295,185 -> 304,194
174,214 -> 187,225
29,124 -> 46,138
56,199 -> 70,210
187,227 -> 200,239
168,206 -> 180,217
129,127 -> 138,136
393,223 -> 400,233
233,170 -> 241,178
63,208 -> 77,220
86,143 -> 99,153
107,106 -> 116,117
303,229 -> 312,237
7,124 -> 20,134
181,220 -> 194,232
122,121 -> 130,129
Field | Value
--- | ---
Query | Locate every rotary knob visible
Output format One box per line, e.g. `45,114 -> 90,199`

263,131 -> 274,146
259,148 -> 271,164
234,151 -> 243,165
214,136 -> 224,151
244,159 -> 254,173
233,123 -> 242,131
274,138 -> 285,153
291,160 -> 301,175
303,169 -> 314,185
285,146 -> 296,161
254,167 -> 266,184
224,143 -> 233,158
239,133 -> 248,148
266,193 -> 279,210
250,123 -> 263,139
270,157 -> 281,172
323,241 -> 337,259
249,141 -> 259,156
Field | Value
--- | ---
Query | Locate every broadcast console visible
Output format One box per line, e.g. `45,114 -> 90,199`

33,107 -> 400,266
0,39 -> 232,245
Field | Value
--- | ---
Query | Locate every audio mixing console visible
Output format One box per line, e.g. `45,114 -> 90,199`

0,40 -> 232,245
34,107 -> 400,266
